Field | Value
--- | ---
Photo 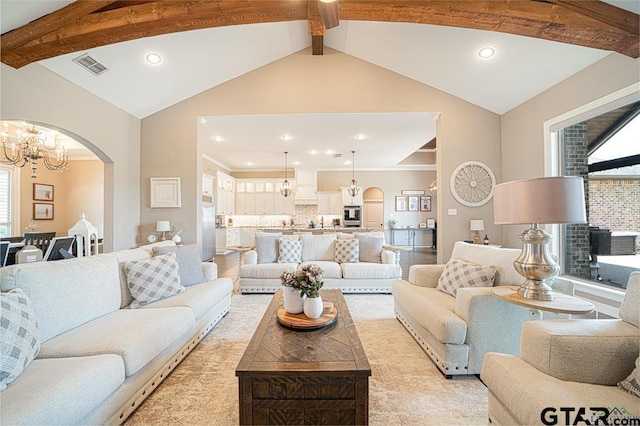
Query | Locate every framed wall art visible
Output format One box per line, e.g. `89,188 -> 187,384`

33,183 -> 54,201
395,196 -> 407,212
420,196 -> 432,212
408,196 -> 419,212
150,177 -> 182,208
33,203 -> 54,220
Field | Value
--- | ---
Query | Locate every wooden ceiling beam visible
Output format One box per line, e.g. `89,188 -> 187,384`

2,0 -> 638,68
339,0 -> 639,58
2,1 -> 309,68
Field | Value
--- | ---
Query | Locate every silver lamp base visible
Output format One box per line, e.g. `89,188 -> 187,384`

513,225 -> 559,301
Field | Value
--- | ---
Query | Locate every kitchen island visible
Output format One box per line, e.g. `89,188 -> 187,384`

258,227 -> 374,235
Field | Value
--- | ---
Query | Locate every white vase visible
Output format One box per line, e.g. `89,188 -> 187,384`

282,286 -> 305,314
304,296 -> 323,319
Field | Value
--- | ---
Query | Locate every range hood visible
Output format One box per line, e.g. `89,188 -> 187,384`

293,168 -> 318,205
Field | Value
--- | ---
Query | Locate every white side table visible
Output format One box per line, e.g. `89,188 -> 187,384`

226,245 -> 255,292
382,244 -> 412,265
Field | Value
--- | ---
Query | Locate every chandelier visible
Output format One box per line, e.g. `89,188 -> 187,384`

1,124 -> 68,178
348,151 -> 359,197
280,151 -> 293,197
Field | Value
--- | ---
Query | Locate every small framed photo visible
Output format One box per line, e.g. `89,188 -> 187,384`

33,203 -> 54,220
427,218 -> 436,229
420,196 -> 432,212
408,196 -> 419,212
33,183 -> 54,201
151,177 -> 182,208
395,196 -> 407,212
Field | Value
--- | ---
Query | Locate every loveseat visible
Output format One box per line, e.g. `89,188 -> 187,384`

481,272 -> 640,425
239,232 -> 401,293
0,241 -> 233,425
392,241 -> 574,377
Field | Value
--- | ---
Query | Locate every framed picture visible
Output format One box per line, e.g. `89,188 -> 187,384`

150,177 -> 182,208
395,196 -> 407,212
408,195 -> 419,212
427,218 -> 436,229
420,196 -> 432,212
33,183 -> 54,201
33,203 -> 54,220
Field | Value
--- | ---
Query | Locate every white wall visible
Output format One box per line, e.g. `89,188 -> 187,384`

141,48 -> 502,261
1,63 -> 141,251
500,53 -> 640,247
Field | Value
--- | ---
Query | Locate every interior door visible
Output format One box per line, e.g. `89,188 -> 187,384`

363,201 -> 384,230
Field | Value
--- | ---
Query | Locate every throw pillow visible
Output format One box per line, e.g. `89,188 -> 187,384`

335,239 -> 359,263
125,252 -> 185,309
278,239 -> 303,264
436,258 -> 496,297
618,355 -> 640,398
356,235 -> 384,263
152,244 -> 206,286
255,234 -> 281,264
1,289 -> 40,391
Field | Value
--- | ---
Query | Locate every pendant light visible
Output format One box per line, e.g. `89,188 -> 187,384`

280,151 -> 292,197
348,151 -> 359,197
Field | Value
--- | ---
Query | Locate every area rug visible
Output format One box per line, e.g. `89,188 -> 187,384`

125,294 -> 488,425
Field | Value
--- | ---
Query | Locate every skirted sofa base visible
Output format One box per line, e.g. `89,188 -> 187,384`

240,277 -> 396,294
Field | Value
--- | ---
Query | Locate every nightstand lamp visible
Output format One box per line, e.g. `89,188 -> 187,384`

469,220 -> 485,244
156,221 -> 171,241
493,176 -> 586,301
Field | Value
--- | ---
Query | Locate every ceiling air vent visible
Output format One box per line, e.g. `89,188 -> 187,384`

73,54 -> 109,76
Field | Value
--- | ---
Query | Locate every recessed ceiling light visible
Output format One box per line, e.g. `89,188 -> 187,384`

281,134 -> 294,141
478,47 -> 495,59
199,117 -> 208,125
211,135 -> 225,142
245,161 -> 255,166
292,161 -> 301,166
325,149 -> 335,155
145,52 -> 162,65
343,160 -> 352,166
308,150 -> 319,155
355,133 -> 367,140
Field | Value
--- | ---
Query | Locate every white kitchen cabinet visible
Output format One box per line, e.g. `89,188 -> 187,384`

341,186 -> 363,206
317,191 -> 341,215
215,227 -> 240,254
202,173 -> 214,196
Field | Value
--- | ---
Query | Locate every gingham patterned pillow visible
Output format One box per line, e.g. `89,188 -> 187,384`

125,252 -> 185,308
436,258 -> 496,297
335,239 -> 359,263
278,239 -> 302,263
1,289 -> 40,391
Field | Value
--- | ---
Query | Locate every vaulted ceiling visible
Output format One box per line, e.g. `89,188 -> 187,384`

1,1 -> 638,171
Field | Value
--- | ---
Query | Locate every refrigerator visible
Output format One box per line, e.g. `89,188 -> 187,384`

202,203 -> 216,261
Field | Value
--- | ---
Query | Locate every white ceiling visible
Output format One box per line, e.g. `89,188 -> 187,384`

1,1 -> 636,170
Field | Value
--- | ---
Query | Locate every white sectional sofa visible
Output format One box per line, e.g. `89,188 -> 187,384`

0,241 -> 233,425
481,272 -> 640,425
239,232 -> 401,293
392,241 -> 574,377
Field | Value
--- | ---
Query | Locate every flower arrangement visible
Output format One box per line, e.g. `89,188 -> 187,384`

280,264 -> 324,298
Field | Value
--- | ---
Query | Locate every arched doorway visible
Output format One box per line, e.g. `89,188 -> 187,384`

0,120 -> 109,246
363,187 -> 384,230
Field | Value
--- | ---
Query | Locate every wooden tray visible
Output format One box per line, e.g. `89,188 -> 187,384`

276,306 -> 338,330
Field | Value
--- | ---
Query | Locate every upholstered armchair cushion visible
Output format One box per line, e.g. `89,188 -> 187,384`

520,319 -> 640,386
619,271 -> 640,327
406,264 -> 445,288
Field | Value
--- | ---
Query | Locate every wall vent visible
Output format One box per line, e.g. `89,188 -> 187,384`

73,54 -> 109,76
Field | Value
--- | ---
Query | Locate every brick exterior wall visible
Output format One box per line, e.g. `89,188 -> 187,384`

589,179 -> 640,232
562,123 -> 591,279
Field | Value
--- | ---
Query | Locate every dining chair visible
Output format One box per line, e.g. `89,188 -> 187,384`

23,232 -> 56,254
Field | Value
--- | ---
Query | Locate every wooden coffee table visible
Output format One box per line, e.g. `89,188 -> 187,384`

236,289 -> 371,425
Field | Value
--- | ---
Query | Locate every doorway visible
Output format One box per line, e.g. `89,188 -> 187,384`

363,187 -> 384,230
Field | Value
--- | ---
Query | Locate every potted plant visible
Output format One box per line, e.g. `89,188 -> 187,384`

297,264 -> 324,319
280,271 -> 305,314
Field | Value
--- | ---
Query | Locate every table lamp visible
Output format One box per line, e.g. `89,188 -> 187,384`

156,221 -> 171,241
493,176 -> 586,301
469,220 -> 485,244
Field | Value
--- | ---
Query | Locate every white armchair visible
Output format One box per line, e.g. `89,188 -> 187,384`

481,272 -> 640,425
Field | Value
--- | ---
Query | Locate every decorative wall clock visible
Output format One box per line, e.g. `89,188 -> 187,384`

449,161 -> 496,207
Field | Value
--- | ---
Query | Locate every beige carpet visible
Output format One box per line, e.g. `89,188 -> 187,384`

125,294 -> 488,425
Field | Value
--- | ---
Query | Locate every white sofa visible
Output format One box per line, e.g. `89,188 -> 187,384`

392,241 -> 574,377
239,233 -> 401,293
0,241 -> 233,425
481,272 -> 640,425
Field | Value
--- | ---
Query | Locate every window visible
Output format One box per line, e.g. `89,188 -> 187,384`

560,105 -> 639,291
0,165 -> 18,238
